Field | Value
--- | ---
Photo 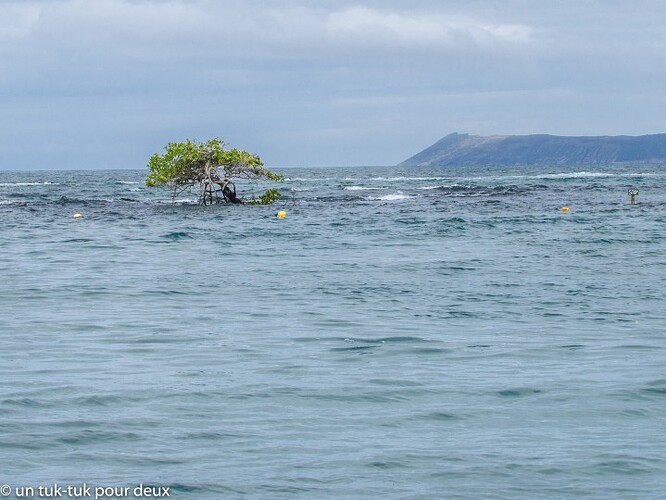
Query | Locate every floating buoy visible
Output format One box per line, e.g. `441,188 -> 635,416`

276,210 -> 287,218
560,207 -> 570,213
73,213 -> 82,218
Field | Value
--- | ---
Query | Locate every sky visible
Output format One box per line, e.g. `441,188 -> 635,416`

2,0 -> 666,169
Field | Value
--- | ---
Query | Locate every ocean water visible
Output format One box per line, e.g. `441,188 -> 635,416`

1,165 -> 665,499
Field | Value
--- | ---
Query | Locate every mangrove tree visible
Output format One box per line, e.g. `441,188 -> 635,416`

145,138 -> 283,205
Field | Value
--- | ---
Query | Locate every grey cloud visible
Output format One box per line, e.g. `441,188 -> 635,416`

2,1 -> 534,60
1,0 -> 666,168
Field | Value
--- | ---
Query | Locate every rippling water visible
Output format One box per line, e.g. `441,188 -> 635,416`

1,165 -> 666,498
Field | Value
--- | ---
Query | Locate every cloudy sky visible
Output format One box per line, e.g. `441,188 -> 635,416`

2,0 -> 666,169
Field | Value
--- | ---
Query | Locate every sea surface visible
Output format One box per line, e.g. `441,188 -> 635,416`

1,165 -> 665,499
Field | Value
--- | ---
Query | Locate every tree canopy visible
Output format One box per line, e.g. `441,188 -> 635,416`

146,138 -> 283,205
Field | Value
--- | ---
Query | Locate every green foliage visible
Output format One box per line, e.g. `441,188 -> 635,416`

146,138 -> 215,188
251,188 -> 282,205
145,138 -> 283,204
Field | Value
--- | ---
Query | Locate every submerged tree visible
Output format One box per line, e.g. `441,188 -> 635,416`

145,138 -> 283,205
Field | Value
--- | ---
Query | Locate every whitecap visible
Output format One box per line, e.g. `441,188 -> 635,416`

368,192 -> 412,201
154,198 -> 198,205
0,182 -> 56,186
534,172 -> 616,179
284,177 -> 336,182
345,176 -> 450,182
344,186 -> 381,191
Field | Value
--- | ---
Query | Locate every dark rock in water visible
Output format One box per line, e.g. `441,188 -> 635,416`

400,132 -> 666,166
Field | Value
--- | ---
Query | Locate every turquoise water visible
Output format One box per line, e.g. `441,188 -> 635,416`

1,165 -> 665,498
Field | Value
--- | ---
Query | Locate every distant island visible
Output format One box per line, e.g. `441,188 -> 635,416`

400,133 -> 666,166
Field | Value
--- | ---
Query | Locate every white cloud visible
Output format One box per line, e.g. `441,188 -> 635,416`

324,6 -> 532,49
0,2 -> 41,38
0,0 -> 533,64
32,0 -> 210,55
325,6 -> 454,47
481,23 -> 532,44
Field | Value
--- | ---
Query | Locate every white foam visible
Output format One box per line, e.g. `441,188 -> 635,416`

0,182 -> 56,186
534,172 -> 616,179
284,177 -> 336,182
369,192 -> 411,201
156,198 -> 198,205
344,186 -> 381,191
345,176 -> 450,182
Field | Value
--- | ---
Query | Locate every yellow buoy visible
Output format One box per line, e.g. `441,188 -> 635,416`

276,210 -> 287,218
560,207 -> 569,213
73,213 -> 82,218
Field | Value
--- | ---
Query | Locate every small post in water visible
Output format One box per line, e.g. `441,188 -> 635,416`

628,187 -> 639,205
